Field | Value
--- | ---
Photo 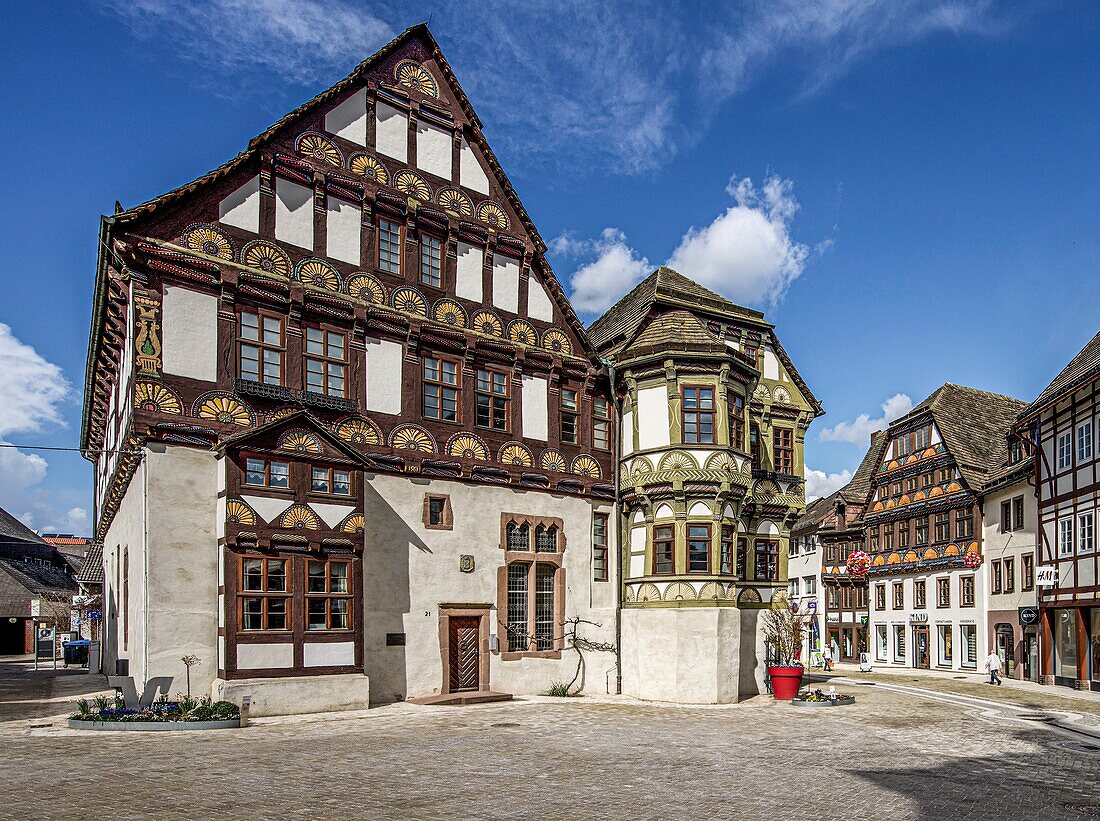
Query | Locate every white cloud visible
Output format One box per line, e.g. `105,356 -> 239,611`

563,229 -> 652,314
667,175 -> 810,307
805,467 -> 852,501
819,393 -> 914,444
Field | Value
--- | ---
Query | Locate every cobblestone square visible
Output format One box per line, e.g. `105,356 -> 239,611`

4,665 -> 1100,820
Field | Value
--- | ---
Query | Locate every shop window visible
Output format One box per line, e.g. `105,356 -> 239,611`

938,625 -> 953,665
961,624 -> 977,667
876,625 -> 888,661
894,625 -> 906,661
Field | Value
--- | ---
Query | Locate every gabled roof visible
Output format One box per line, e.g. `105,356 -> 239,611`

839,430 -> 888,506
0,507 -> 45,546
793,491 -> 839,532
1017,329 -> 1100,425
215,409 -> 370,466
892,383 -> 1027,491
76,544 -> 104,585
0,558 -> 77,617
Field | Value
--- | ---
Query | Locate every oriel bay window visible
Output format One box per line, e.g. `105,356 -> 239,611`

377,217 -> 403,274
476,369 -> 509,431
687,524 -> 710,573
240,311 -> 284,385
500,515 -> 564,657
729,394 -> 745,449
245,457 -> 289,489
304,327 -> 347,397
419,233 -> 443,288
423,356 -> 460,422
773,428 -> 794,474
240,557 -> 289,630
306,559 -> 352,631
653,525 -> 674,574
754,540 -> 778,581
682,386 -> 715,444
311,467 -> 352,496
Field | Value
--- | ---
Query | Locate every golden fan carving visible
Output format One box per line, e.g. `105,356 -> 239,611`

347,274 -> 386,304
225,500 -> 257,526
335,416 -> 381,445
195,393 -> 253,426
296,258 -> 341,291
664,582 -> 697,602
269,406 -> 298,422
476,201 -> 509,230
571,454 -> 601,478
349,154 -> 389,184
183,225 -> 233,260
296,132 -> 342,166
432,299 -> 467,328
394,170 -> 431,201
341,513 -> 365,534
540,449 -> 567,472
499,442 -> 533,467
394,59 -> 439,97
471,310 -> 503,337
390,425 -> 435,453
278,429 -> 323,454
507,320 -> 538,346
542,329 -> 572,355
134,382 -> 182,414
391,287 -> 428,316
437,188 -> 473,217
241,240 -> 291,277
448,434 -> 489,461
279,504 -> 321,530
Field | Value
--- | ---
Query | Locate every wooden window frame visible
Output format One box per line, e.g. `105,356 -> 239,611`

306,558 -> 354,632
1012,496 -> 1024,531
475,367 -> 510,432
914,579 -> 926,609
754,539 -> 778,582
239,309 -> 285,386
934,511 -> 950,543
592,513 -> 609,582
937,577 -> 951,608
681,385 -> 716,444
1004,557 -> 1015,593
720,525 -> 736,574
991,560 -> 1003,594
955,507 -> 974,540
377,217 -> 403,275
892,582 -> 904,610
560,389 -> 579,445
311,466 -> 353,497
593,397 -> 611,451
1022,554 -> 1034,591
960,575 -> 975,607
915,516 -> 929,546
729,393 -> 745,450
653,525 -> 675,575
687,523 -> 711,574
736,537 -> 747,581
243,456 -> 291,490
423,355 -> 462,423
238,556 -> 291,632
303,324 -> 349,398
1000,500 -> 1012,534
419,232 -> 443,288
875,583 -> 886,611
773,427 -> 794,474
423,494 -> 453,530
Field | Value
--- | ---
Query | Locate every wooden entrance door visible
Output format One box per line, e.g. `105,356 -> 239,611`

913,627 -> 930,669
448,616 -> 481,692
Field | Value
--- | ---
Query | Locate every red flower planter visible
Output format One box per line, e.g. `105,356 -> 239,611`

768,666 -> 804,700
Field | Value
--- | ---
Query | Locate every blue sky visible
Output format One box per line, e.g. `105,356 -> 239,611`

0,1 -> 1097,532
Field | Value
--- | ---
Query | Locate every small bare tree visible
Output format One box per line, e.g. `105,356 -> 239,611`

560,617 -> 616,695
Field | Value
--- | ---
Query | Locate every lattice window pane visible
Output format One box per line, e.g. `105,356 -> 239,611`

535,564 -> 555,650
507,522 -> 530,552
536,524 -> 557,553
507,562 -> 529,652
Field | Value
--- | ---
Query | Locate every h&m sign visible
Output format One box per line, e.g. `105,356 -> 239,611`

1035,566 -> 1058,587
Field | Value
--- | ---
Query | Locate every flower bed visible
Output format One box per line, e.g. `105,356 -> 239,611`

68,694 -> 241,731
791,688 -> 856,707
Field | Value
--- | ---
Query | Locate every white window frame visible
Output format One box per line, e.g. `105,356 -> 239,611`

803,575 -> 817,595
1059,518 -> 1074,557
1079,512 -> 1095,554
1057,429 -> 1073,470
893,625 -> 906,662
876,624 -> 888,661
1078,421 -> 1093,463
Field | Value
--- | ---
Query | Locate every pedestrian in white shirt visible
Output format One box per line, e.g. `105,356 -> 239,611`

984,651 -> 1003,686
822,644 -> 833,672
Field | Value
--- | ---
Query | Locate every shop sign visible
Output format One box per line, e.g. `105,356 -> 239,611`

1018,606 -> 1040,626
1036,566 -> 1058,587
826,612 -> 840,622
908,612 -> 929,624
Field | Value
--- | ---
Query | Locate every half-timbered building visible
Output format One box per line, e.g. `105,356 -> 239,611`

1015,330 -> 1100,690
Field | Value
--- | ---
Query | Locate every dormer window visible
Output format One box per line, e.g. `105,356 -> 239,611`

311,467 -> 352,496
245,458 -> 289,488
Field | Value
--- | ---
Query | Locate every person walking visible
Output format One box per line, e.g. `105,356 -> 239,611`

985,650 -> 1003,685
822,644 -> 833,672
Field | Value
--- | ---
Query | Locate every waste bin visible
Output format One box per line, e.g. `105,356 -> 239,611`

63,640 -> 90,668
87,641 -> 101,675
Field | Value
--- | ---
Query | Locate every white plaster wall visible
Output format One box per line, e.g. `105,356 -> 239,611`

637,386 -> 671,450
621,409 -> 634,456
364,337 -> 403,415
99,460 -> 148,682
521,376 -> 548,441
416,120 -> 452,180
455,242 -> 483,302
325,89 -> 367,146
304,641 -> 356,667
144,446 -> 220,695
275,178 -> 314,250
237,643 -> 294,670
982,479 -> 1038,614
762,347 -> 780,380
162,286 -> 218,382
492,254 -> 520,314
326,197 -> 361,265
526,279 -> 554,323
241,495 -> 294,526
375,101 -> 408,162
627,526 -> 646,579
213,673 -> 369,717
360,474 -> 616,703
219,176 -> 260,233
459,137 -> 489,194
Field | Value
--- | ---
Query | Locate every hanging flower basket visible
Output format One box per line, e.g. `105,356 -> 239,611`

963,550 -> 982,569
846,549 -> 870,578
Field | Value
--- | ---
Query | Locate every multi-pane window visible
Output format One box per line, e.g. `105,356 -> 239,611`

736,538 -> 747,581
1022,554 -> 1034,590
1009,437 -> 1024,464
592,514 -> 609,582
506,522 -> 530,551
749,424 -> 761,468
1080,513 -> 1095,553
506,562 -> 529,651
892,582 -> 904,609
1001,500 -> 1012,534
377,218 -> 402,274
894,625 -> 906,661
991,560 -> 1003,594
915,516 -> 929,546
773,428 -> 794,474
240,557 -> 289,631
476,369 -> 509,430
1078,421 -> 1093,463
827,586 -> 840,609
560,389 -> 578,444
687,524 -> 710,573
856,585 -> 868,608
535,524 -> 558,553
720,525 -> 736,574
883,527 -> 894,551
914,580 -> 926,608
419,233 -> 442,288
653,525 -> 674,575
423,357 -> 460,422
805,576 -> 818,596
1013,496 -> 1024,530
1004,557 -> 1015,593
534,564 -> 556,650
311,467 -> 351,496
955,508 -> 974,540
937,577 -> 951,608
593,397 -> 611,450
875,583 -> 886,611
1058,429 -> 1073,470
869,528 -> 880,552
245,458 -> 289,488
961,575 -> 975,607
682,386 -> 715,444
729,394 -> 745,449
934,511 -> 950,543
1059,518 -> 1074,556
754,540 -> 778,581
898,521 -> 910,548
306,559 -> 352,630
304,327 -> 347,397
240,311 -> 284,385
503,540 -> 561,655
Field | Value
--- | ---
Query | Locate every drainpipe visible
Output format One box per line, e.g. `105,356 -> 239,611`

601,357 -> 623,694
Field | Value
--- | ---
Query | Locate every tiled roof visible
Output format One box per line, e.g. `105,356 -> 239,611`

793,492 -> 838,531
840,430 -> 888,506
0,558 -> 77,617
0,507 -> 46,546
1017,329 -> 1100,424
625,310 -> 729,359
76,544 -> 104,585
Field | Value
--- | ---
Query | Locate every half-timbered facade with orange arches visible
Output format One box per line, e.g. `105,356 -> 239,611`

82,25 -> 619,713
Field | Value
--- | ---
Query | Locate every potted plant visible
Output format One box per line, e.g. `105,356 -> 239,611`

763,600 -> 806,700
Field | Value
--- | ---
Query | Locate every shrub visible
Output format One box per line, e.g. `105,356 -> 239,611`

546,680 -> 572,697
